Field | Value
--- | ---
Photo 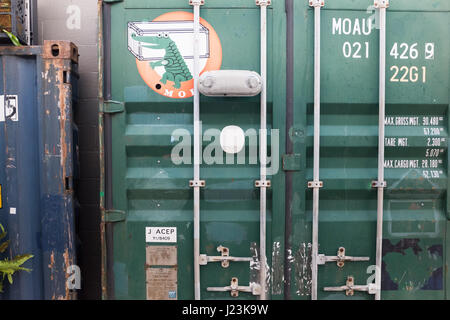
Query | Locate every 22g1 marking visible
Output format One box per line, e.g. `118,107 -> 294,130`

389,42 -> 434,83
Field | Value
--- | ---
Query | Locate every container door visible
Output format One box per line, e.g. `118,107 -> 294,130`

103,0 -> 286,300
291,0 -> 449,299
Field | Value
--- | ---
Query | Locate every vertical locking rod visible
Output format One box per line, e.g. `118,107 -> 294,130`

191,0 -> 202,300
375,0 -> 387,301
310,0 -> 323,301
257,0 -> 269,300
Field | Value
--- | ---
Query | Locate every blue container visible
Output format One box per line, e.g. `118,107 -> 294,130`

0,41 -> 78,299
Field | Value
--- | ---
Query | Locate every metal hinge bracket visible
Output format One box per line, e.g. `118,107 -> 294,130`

317,247 -> 370,268
199,246 -> 253,268
256,0 -> 271,6
324,276 -> 378,296
101,100 -> 124,114
207,277 -> 261,297
309,0 -> 324,7
189,180 -> 206,188
105,210 -> 126,223
308,181 -> 323,188
374,0 -> 389,8
372,181 -> 387,188
255,180 -> 271,188
189,0 -> 204,5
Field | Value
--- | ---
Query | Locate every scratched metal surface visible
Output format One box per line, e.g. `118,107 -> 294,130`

0,42 -> 78,299
100,0 -> 449,300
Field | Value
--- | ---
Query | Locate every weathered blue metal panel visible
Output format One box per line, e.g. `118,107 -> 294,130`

0,41 -> 78,300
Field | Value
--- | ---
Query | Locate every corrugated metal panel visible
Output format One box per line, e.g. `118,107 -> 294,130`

0,41 -> 78,299
100,0 -> 449,300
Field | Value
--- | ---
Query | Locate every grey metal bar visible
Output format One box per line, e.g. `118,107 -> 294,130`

310,0 -> 323,301
201,256 -> 253,263
256,0 -> 269,301
190,0 -> 203,301
374,0 -> 388,301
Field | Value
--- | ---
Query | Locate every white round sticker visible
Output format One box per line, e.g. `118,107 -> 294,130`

220,125 -> 245,154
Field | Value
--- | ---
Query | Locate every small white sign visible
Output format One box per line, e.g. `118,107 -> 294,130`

0,95 -> 19,122
146,227 -> 177,243
0,96 -> 4,122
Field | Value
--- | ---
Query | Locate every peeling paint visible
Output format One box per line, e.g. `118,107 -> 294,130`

271,241 -> 283,295
295,243 -> 312,296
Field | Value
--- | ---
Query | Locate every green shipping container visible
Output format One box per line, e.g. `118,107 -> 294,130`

99,0 -> 450,300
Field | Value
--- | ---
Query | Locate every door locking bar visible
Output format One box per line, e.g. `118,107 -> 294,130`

199,246 -> 253,268
207,277 -> 261,297
317,247 -> 370,268
324,276 -> 377,296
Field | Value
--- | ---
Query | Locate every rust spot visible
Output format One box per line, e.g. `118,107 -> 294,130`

48,251 -> 55,281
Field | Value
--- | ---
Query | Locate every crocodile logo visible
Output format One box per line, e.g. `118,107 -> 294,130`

128,11 -> 222,99
132,32 -> 193,89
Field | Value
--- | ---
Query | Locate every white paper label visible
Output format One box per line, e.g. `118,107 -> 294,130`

0,95 -> 19,122
146,227 -> 177,243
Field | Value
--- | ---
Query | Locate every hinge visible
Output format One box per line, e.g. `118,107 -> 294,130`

324,276 -> 378,296
317,247 -> 370,268
101,100 -> 124,114
105,210 -> 126,223
309,0 -> 324,7
103,0 -> 123,3
199,246 -> 253,268
282,154 -> 301,171
374,0 -> 389,8
207,277 -> 261,297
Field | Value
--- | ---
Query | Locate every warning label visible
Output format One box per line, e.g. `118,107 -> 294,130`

146,227 -> 177,243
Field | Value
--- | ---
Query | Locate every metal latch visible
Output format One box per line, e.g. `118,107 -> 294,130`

199,246 -> 253,268
207,278 -> 261,297
255,180 -> 271,188
324,276 -> 378,296
101,100 -> 124,114
317,247 -> 370,268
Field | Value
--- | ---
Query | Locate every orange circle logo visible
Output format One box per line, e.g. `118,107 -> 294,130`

128,11 -> 222,99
